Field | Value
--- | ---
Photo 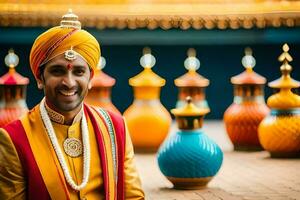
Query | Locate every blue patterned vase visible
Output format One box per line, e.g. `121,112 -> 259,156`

157,97 -> 223,189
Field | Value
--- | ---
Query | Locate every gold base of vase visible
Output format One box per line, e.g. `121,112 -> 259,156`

167,176 -> 212,190
234,144 -> 263,152
270,151 -> 300,158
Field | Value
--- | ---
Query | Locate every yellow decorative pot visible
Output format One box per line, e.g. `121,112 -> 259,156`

123,48 -> 171,152
258,44 -> 300,158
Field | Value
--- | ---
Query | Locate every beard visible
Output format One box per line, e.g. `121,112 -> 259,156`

45,84 -> 88,113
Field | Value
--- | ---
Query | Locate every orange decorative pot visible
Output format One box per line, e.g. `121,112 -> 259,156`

175,48 -> 210,109
123,48 -> 171,152
258,44 -> 300,158
0,49 -> 29,127
224,48 -> 269,151
85,56 -> 120,114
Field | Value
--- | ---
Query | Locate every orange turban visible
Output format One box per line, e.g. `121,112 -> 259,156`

30,26 -> 100,79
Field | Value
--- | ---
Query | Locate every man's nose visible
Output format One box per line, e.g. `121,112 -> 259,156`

61,72 -> 76,88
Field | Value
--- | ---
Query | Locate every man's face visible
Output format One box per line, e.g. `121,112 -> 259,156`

37,54 -> 92,114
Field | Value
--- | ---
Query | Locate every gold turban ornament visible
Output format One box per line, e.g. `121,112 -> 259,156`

29,9 -> 100,79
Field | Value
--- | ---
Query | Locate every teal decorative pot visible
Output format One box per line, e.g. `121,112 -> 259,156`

157,97 -> 223,189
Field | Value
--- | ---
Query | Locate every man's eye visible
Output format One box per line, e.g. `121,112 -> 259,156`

50,69 -> 65,75
73,70 -> 85,76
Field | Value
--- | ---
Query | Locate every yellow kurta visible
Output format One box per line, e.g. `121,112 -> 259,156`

0,104 -> 144,200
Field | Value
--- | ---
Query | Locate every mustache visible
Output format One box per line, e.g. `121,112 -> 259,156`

56,85 -> 80,91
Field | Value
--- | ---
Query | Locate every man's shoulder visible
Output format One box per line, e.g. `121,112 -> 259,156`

85,105 -> 125,132
1,119 -> 24,141
106,109 -> 123,120
2,103 -> 40,132
27,104 -> 40,115
85,104 -> 123,120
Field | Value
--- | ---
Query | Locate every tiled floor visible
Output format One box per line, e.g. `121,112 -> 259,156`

134,121 -> 300,200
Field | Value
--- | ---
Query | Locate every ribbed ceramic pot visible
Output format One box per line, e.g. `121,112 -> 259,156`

224,85 -> 269,151
259,109 -> 300,158
258,44 -> 300,158
224,48 -> 269,151
157,97 -> 223,189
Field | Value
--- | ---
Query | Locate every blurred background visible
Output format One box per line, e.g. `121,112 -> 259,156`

1,0 -> 300,119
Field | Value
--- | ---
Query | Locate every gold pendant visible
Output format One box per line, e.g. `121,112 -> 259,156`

63,138 -> 82,158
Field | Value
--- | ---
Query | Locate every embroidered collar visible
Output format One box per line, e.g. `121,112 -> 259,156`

44,102 -> 83,125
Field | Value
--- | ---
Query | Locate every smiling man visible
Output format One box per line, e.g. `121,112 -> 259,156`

39,54 -> 91,124
0,10 -> 144,200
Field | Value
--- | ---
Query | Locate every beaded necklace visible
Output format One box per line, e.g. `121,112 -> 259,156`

40,98 -> 90,191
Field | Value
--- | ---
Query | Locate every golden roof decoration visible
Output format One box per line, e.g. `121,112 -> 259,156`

1,0 -> 300,30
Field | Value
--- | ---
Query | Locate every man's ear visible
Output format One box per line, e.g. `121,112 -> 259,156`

88,71 -> 93,89
88,81 -> 92,90
88,67 -> 94,90
36,75 -> 44,90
